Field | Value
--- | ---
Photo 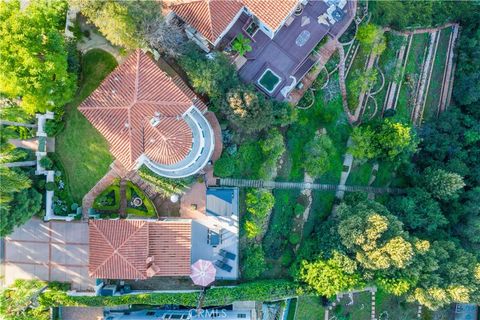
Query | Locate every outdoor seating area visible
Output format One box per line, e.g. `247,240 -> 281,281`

191,187 -> 239,279
232,0 -> 352,100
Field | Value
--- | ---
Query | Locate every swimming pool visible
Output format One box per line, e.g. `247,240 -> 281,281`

257,68 -> 281,93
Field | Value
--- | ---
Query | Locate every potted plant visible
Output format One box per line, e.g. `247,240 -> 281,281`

232,34 -> 252,56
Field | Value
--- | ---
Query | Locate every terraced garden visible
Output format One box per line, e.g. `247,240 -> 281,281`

345,24 -> 458,125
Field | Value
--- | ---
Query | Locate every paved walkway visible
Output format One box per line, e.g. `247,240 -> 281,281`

336,139 -> 354,199
76,17 -> 126,63
214,178 -> 403,194
119,179 -> 128,218
337,42 -> 356,124
82,160 -> 127,218
0,160 -> 36,168
3,218 -> 94,291
0,120 -> 37,128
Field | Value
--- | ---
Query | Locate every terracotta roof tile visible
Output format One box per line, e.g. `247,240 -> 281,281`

172,0 -> 244,43
242,0 -> 298,31
89,220 -> 192,279
170,0 -> 298,43
79,50 -> 205,169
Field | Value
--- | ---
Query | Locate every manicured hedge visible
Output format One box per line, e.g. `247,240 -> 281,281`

93,180 -> 120,211
126,181 -> 157,217
58,280 -> 298,307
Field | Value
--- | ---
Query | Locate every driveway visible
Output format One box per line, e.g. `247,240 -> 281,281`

3,218 -> 94,291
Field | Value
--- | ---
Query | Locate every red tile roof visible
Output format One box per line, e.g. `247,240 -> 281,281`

172,0 -> 244,43
242,0 -> 298,31
170,0 -> 298,43
79,50 -> 207,170
89,220 -> 192,279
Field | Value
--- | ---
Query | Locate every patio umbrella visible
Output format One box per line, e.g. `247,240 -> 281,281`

190,259 -> 216,287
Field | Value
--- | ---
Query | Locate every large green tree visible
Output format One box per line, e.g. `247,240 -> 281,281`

422,168 -> 465,201
0,188 -> 42,237
388,188 -> 447,233
356,23 -> 386,55
349,119 -> 416,161
303,132 -> 336,177
180,50 -> 239,105
299,251 -> 364,297
70,0 -> 163,49
0,0 -> 76,114
337,200 -> 415,270
222,85 -> 275,136
0,167 -> 31,206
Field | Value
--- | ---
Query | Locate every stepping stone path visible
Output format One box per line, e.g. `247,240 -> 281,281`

371,289 -> 377,320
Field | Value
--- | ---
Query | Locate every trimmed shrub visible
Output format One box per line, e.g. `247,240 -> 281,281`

281,249 -> 294,267
45,181 -> 55,191
40,156 -> 54,169
213,154 -> 235,177
289,233 -> 301,245
93,181 -> 120,211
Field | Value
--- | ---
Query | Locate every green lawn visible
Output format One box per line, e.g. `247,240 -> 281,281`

423,27 -> 452,121
333,291 -> 372,320
271,71 -> 350,265
286,298 -> 297,320
346,44 -> 371,111
364,33 -> 407,122
346,161 -> 373,186
56,49 -> 117,203
295,296 -> 325,320
375,290 -> 418,320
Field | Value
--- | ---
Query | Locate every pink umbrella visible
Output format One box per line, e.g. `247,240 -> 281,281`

190,259 -> 216,287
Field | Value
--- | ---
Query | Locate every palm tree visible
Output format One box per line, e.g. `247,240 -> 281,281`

232,34 -> 252,56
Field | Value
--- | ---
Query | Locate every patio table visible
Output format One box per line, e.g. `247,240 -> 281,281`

296,30 -> 311,47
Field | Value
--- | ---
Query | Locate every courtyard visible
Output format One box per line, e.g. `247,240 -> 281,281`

3,218 -> 95,291
234,0 -> 354,100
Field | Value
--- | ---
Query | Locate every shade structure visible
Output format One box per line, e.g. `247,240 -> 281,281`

190,259 -> 216,287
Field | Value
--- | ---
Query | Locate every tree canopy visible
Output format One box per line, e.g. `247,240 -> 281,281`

356,23 -> 386,55
349,119 -> 417,161
299,251 -> 364,297
303,132 -> 336,177
0,0 -> 76,113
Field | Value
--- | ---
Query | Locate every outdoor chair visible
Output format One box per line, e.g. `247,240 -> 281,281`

215,260 -> 232,272
207,229 -> 222,247
219,249 -> 236,261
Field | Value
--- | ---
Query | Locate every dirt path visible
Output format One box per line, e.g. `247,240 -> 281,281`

336,42 -> 356,124
119,179 -> 128,218
411,31 -> 439,125
384,22 -> 457,36
437,24 -> 459,115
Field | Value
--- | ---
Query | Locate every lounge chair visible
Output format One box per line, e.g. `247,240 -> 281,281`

215,260 -> 232,272
219,249 -> 236,261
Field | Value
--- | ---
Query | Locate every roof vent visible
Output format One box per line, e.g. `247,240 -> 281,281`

124,122 -> 129,128
150,116 -> 161,127
114,76 -> 119,81
112,89 -> 116,94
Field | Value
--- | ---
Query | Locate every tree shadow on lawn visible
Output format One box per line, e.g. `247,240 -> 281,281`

56,49 -> 118,203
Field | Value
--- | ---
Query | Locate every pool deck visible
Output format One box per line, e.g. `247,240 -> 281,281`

230,0 -> 354,100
